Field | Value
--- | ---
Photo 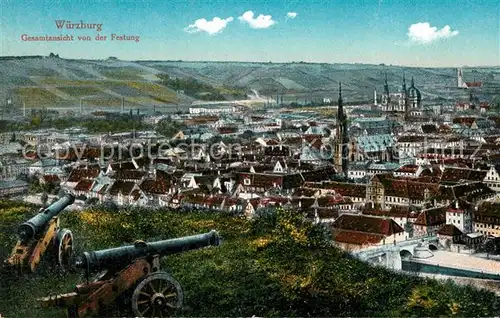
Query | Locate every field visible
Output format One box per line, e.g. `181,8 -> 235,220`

13,87 -> 66,108
101,67 -> 145,80
0,200 -> 498,317
56,86 -> 107,97
10,78 -> 180,108
126,81 -> 179,103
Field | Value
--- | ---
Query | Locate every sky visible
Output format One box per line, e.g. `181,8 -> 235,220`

1,0 -> 499,67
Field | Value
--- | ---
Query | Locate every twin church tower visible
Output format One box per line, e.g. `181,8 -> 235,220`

379,74 -> 422,120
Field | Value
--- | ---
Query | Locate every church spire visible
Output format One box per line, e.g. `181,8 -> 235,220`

335,81 -> 348,176
411,77 -> 415,87
383,72 -> 390,95
338,82 -> 343,103
401,73 -> 408,98
337,82 -> 344,122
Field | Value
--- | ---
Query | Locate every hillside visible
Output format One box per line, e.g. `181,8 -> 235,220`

0,200 -> 498,317
0,57 -> 499,112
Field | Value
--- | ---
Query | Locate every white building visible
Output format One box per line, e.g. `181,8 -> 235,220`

189,106 -> 235,115
484,165 -> 500,192
446,200 -> 473,234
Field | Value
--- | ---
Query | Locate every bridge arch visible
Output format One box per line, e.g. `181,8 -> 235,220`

400,249 -> 413,259
428,243 -> 438,251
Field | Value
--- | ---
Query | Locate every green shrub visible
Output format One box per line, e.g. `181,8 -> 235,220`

0,201 -> 498,317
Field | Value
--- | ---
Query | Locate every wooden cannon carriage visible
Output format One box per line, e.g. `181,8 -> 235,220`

39,230 -> 221,317
5,194 -> 75,273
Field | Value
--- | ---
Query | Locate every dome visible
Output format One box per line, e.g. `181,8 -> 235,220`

408,85 -> 421,100
407,77 -> 421,105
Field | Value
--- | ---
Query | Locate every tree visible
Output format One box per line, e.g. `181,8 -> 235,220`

85,197 -> 99,206
404,222 -> 414,238
40,192 -> 48,206
491,95 -> 500,112
241,130 -> 255,140
156,118 -> 183,138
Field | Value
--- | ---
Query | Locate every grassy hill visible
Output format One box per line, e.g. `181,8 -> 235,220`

0,200 -> 498,317
1,57 -> 498,111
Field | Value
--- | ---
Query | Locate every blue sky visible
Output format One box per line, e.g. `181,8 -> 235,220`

1,0 -> 498,66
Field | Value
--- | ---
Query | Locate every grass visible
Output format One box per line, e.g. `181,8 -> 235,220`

37,77 -> 179,104
39,77 -> 104,86
14,77 -> 178,108
56,86 -> 106,97
82,97 -> 126,107
126,81 -> 178,103
13,87 -> 66,108
102,68 -> 144,80
0,201 -> 498,317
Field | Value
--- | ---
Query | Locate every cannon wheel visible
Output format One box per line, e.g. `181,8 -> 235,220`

55,229 -> 73,269
131,272 -> 183,317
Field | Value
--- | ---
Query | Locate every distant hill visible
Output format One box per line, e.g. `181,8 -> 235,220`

0,56 -> 498,110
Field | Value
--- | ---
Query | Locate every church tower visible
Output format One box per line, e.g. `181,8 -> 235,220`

381,73 -> 391,110
335,82 -> 348,175
457,68 -> 467,88
407,77 -> 421,109
399,74 -> 409,119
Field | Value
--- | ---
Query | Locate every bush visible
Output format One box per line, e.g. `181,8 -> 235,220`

76,195 -> 87,201
84,197 -> 99,206
0,202 -> 498,317
40,193 -> 48,206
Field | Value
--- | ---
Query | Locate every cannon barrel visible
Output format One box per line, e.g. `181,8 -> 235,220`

76,230 -> 220,274
17,194 -> 75,243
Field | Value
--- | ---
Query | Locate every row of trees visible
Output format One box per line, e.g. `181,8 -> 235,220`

157,74 -> 245,101
3,111 -> 154,134
155,117 -> 185,138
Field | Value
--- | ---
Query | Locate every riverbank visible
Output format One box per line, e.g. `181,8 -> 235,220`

414,272 -> 500,296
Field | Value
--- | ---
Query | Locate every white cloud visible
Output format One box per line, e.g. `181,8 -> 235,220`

407,22 -> 459,44
286,12 -> 298,19
184,16 -> 234,35
238,11 -> 276,29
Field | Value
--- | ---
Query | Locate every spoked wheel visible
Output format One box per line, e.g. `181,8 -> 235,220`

55,229 -> 73,269
131,272 -> 184,317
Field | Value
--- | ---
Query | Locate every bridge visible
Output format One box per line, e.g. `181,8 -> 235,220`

351,236 -> 439,271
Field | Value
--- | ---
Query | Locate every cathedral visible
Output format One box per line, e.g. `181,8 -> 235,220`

379,74 -> 422,118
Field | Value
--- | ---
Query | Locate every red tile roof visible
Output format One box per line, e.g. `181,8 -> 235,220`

115,170 -> 147,180
109,162 -> 136,171
333,229 -> 385,245
440,167 -> 488,184
395,165 -> 419,173
42,174 -> 60,183
332,214 -> 404,236
414,207 -> 446,226
304,181 -> 367,198
108,181 -> 136,196
465,81 -> 482,87
67,166 -> 100,182
437,224 -> 463,236
74,179 -> 93,192
363,206 -> 417,219
130,189 -> 141,201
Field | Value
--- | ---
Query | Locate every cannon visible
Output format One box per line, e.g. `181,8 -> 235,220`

5,194 -> 75,273
39,230 -> 221,317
